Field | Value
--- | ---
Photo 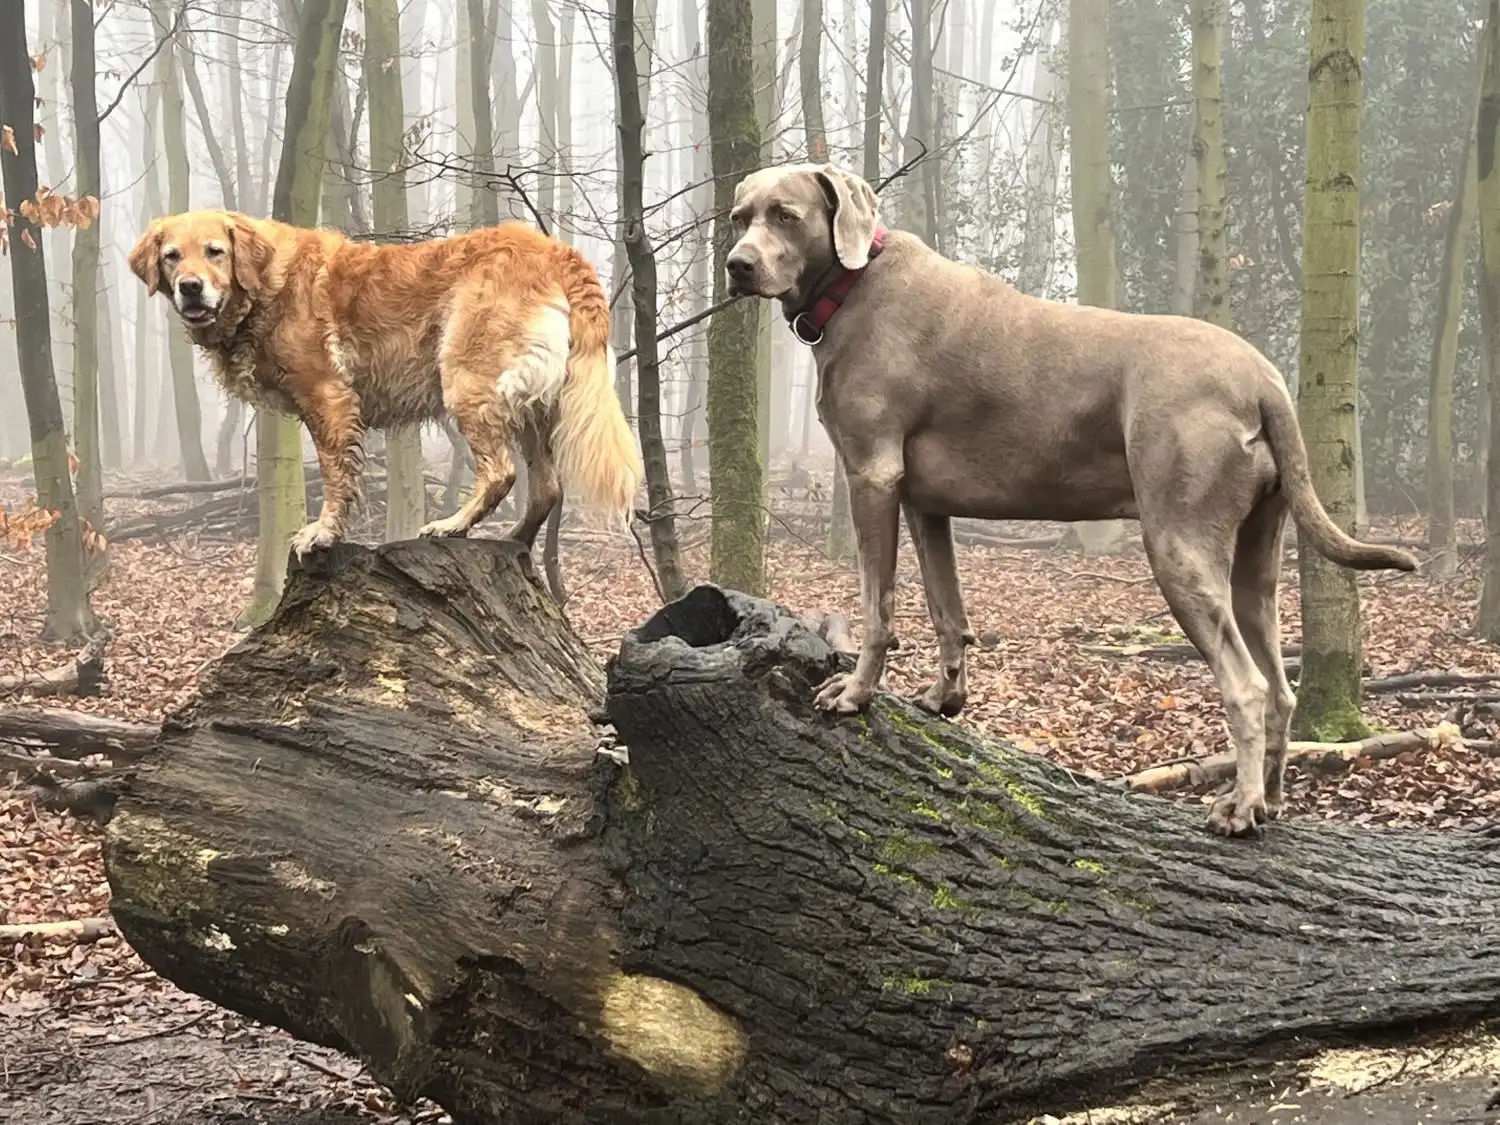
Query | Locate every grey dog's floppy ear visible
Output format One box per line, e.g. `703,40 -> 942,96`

816,164 -> 879,271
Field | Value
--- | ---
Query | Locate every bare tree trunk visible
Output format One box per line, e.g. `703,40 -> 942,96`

1016,20 -> 1061,298
466,0 -> 501,229
0,1 -> 95,639
1191,0 -> 1229,327
556,2 -> 575,237
1296,0 -> 1369,735
532,0 -> 559,222
617,0 -> 686,600
800,0 -> 827,160
708,0 -> 766,594
676,0 -> 711,496
1065,0 -> 1125,557
1476,0 -> 1500,637
1171,148 -> 1199,316
152,0 -> 211,481
1428,37 -> 1485,581
178,28 -> 238,209
68,0 -> 103,535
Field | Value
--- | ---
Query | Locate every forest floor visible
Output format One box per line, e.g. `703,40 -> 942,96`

3,472 -> 1500,1123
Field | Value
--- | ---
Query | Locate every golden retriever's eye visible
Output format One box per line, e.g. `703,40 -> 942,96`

161,247 -> 181,263
205,245 -> 226,259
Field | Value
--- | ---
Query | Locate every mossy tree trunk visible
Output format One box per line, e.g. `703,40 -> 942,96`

1475,0 -> 1500,640
1430,36 -> 1487,583
1065,0 -> 1126,557
364,0 -> 426,542
68,0 -> 103,534
150,0 -> 210,482
617,0 -> 686,600
0,0 -> 95,640
707,0 -> 766,596
242,0 -> 349,629
1295,0 -> 1369,737
105,559 -> 1500,1123
1190,0 -> 1228,328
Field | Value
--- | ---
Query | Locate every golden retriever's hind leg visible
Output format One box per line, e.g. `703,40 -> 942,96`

501,418 -> 562,549
418,397 -> 518,538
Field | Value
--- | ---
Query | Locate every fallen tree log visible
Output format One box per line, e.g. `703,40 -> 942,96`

104,541 -> 1500,1124
1123,724 -> 1462,794
0,706 -> 159,760
0,636 -> 107,699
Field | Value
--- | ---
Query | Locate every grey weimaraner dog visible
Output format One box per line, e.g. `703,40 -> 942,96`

723,161 -> 1418,837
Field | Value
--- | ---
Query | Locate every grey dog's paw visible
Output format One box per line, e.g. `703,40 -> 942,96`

912,680 -> 966,718
1206,786 -> 1269,837
814,672 -> 876,714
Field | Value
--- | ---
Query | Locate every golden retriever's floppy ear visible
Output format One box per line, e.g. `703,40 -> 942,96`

227,214 -> 274,295
127,222 -> 165,295
816,164 -> 879,271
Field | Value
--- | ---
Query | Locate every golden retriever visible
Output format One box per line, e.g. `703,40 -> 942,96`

128,211 -> 641,558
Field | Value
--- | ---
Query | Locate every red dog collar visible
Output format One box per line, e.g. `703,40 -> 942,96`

788,227 -> 888,345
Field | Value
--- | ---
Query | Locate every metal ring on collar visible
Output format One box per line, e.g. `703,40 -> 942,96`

790,313 -> 824,346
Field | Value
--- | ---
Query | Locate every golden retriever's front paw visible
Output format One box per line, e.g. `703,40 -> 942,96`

291,521 -> 340,558
418,516 -> 470,538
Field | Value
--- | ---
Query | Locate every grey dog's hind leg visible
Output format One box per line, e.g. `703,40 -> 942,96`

1231,494 -> 1297,818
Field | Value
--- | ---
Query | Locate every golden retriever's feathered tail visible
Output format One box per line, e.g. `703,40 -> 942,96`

553,253 -> 642,528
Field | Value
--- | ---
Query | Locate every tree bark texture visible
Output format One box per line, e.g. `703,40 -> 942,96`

616,0 -> 687,601
1190,0 -> 1229,328
69,0 -> 103,531
707,0 -> 766,596
800,0 -> 827,161
105,558 -> 1500,1124
1477,0 -> 1500,640
0,1 -> 94,641
1296,0 -> 1368,735
1064,0 -> 1125,558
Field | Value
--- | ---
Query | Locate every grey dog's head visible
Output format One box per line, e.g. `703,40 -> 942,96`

724,163 -> 879,306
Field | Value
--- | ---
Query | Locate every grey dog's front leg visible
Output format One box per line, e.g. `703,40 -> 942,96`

904,507 -> 974,717
815,455 -> 902,713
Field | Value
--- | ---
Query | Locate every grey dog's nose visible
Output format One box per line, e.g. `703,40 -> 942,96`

726,253 -> 757,282
178,276 -> 204,298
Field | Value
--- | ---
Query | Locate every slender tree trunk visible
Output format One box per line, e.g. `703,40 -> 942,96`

454,0 -> 475,227
366,0 -> 426,541
800,0 -> 827,160
226,5 -> 253,207
69,0 -> 103,533
1296,0 -> 1369,735
708,0 -> 766,594
901,0 -> 936,245
1065,0 -> 1125,556
97,237 -> 125,468
257,41 -> 286,215
676,0 -> 711,496
1171,148 -> 1200,316
532,0 -> 559,222
466,0 -> 500,228
0,1 -> 94,639
617,0 -> 686,600
1016,21 -> 1061,297
1476,0 -> 1500,637
752,0 -> 776,475
133,88 -> 158,467
39,0 -> 72,403
1191,0 -> 1228,327
178,30 -> 237,209
242,0 -> 351,628
556,2 -> 575,238
151,0 -> 210,481
610,0 -> 660,412
1429,38 -> 1486,582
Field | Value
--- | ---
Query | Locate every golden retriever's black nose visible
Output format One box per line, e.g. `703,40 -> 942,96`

178,276 -> 204,298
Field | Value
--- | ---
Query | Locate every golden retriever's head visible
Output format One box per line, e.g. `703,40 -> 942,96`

128,210 -> 274,331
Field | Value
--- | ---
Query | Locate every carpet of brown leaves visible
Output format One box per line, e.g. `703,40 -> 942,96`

4,477 -> 1498,1123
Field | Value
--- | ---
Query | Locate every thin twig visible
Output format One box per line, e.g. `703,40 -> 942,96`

98,3 -> 190,125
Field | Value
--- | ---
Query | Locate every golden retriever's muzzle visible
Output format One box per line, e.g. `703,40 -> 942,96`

173,275 -> 221,326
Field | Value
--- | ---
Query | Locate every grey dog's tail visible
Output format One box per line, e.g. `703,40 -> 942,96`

1258,380 -> 1418,573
